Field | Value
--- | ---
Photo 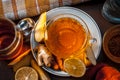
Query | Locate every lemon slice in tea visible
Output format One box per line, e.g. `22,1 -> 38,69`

64,58 -> 86,77
15,67 -> 38,80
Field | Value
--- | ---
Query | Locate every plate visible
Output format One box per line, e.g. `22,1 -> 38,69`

30,7 -> 102,77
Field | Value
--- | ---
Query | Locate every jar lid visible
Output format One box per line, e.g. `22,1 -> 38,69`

103,25 -> 120,63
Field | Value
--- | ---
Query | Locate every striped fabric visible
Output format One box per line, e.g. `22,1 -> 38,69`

0,0 -> 90,20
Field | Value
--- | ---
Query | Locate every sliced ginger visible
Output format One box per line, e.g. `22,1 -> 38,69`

35,44 -> 54,67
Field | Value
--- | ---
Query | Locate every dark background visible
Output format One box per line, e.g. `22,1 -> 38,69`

0,0 -> 120,80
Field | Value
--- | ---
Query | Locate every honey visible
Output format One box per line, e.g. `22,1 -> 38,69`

0,28 -> 15,50
0,18 -> 23,60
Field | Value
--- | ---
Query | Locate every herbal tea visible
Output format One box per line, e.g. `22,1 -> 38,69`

45,17 -> 87,59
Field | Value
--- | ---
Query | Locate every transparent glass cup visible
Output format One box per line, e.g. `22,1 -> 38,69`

102,0 -> 120,23
0,18 -> 23,60
44,14 -> 96,59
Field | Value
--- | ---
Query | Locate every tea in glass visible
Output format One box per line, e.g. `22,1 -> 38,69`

0,18 -> 23,60
45,14 -> 89,59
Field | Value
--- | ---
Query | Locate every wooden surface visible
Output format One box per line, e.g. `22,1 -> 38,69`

0,1 -> 120,80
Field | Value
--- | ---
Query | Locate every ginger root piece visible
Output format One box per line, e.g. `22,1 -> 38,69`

35,44 -> 54,67
56,58 -> 64,71
52,62 -> 59,70
51,57 -> 64,71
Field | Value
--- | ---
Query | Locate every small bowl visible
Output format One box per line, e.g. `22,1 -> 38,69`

103,25 -> 120,63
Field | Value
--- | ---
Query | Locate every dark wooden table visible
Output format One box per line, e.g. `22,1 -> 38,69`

0,1 -> 120,80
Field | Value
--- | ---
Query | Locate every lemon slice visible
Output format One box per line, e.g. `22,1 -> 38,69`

35,12 -> 46,42
64,58 -> 86,77
15,67 -> 38,80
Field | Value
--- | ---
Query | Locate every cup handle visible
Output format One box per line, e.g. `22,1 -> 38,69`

86,38 -> 97,65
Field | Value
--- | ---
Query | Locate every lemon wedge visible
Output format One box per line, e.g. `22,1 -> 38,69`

35,12 -> 46,42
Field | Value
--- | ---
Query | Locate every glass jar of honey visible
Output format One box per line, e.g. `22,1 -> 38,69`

0,17 -> 23,60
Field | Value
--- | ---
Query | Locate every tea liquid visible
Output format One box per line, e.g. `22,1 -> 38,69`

45,17 -> 87,59
0,18 -> 23,60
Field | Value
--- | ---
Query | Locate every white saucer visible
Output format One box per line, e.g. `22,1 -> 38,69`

30,7 -> 102,77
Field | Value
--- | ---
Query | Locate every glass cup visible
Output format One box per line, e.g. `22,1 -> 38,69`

44,14 -> 96,59
102,0 -> 120,23
0,17 -> 23,60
